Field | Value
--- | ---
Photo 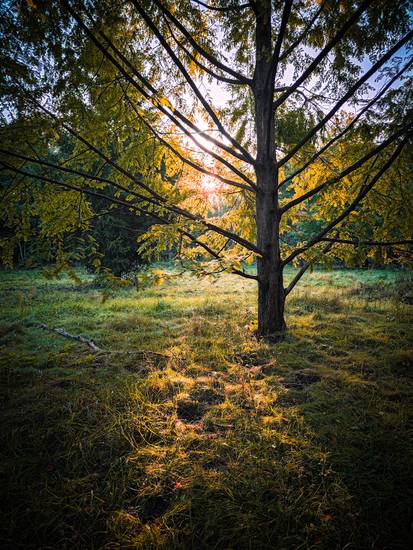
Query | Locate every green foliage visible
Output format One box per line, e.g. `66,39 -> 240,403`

281,115 -> 413,268
0,0 -> 412,286
276,107 -> 316,148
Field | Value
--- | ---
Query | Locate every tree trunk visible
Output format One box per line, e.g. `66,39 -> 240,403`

253,0 -> 286,340
255,168 -> 286,340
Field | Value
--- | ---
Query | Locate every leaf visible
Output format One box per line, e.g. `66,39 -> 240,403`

158,96 -> 173,109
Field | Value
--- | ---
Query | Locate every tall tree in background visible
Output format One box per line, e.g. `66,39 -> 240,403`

0,0 -> 412,339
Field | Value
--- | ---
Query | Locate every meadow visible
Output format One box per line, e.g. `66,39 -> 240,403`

0,266 -> 412,549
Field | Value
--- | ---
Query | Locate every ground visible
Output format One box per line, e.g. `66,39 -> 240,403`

0,265 -> 412,549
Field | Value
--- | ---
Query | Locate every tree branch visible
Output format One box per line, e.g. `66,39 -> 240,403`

0,160 -> 260,278
19,93 -> 259,252
0,148 -> 162,206
269,0 -> 293,82
191,1 -> 252,12
62,0 -> 254,181
36,323 -> 171,357
319,237 -> 413,247
278,57 -> 413,187
282,137 -> 409,266
153,0 -> 252,84
280,126 -> 409,214
130,0 -> 254,163
4,85 -> 263,256
121,90 -> 255,192
278,30 -> 413,166
284,236 -> 337,296
37,323 -> 102,352
1,145 -> 262,256
278,2 -> 324,63
274,0 -> 374,110
285,234 -> 413,296
164,16 -> 244,85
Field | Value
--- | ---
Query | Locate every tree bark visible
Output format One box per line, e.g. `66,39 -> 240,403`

253,0 -> 286,340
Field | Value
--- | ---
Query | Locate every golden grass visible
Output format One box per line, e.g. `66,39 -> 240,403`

0,265 -> 412,549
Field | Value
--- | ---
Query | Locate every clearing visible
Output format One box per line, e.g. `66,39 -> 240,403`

0,267 -> 412,549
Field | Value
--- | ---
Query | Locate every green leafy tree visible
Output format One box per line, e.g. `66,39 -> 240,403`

1,0 -> 412,339
85,191 -> 153,274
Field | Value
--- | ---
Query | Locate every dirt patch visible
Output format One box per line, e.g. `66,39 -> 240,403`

176,399 -> 205,421
141,494 -> 171,521
189,385 -> 225,405
0,323 -> 25,339
280,370 -> 322,390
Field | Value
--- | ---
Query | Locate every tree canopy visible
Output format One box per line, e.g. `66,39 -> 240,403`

1,0 -> 412,337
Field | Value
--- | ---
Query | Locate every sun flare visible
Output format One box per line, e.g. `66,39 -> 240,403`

199,175 -> 221,196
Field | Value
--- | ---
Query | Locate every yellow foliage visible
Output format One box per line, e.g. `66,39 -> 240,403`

246,320 -> 258,332
158,96 -> 173,110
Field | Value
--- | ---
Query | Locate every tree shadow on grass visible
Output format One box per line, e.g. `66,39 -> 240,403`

1,276 -> 412,549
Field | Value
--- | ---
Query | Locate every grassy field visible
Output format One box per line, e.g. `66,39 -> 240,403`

0,265 -> 412,549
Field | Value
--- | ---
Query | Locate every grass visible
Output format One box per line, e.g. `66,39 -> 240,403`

0,265 -> 412,549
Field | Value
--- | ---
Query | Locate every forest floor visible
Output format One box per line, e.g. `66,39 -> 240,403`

0,266 -> 412,549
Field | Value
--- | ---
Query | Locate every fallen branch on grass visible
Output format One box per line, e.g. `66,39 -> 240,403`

35,323 -> 169,358
106,349 -> 169,358
37,323 -> 102,352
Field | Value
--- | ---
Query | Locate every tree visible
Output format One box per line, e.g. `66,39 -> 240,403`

1,0 -> 412,340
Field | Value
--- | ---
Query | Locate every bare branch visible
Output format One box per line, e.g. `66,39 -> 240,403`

191,1 -> 252,12
37,324 -> 102,352
36,322 -> 171,357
